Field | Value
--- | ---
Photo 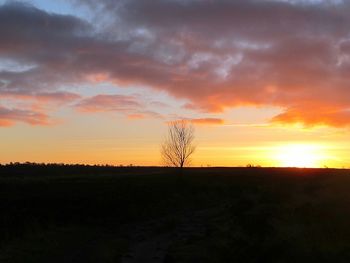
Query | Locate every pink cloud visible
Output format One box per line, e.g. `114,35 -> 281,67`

75,94 -> 164,120
0,91 -> 80,104
2,1 -> 350,127
0,91 -> 81,126
75,94 -> 141,113
0,106 -> 52,127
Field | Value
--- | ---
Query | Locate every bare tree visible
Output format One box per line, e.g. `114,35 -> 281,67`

161,120 -> 196,168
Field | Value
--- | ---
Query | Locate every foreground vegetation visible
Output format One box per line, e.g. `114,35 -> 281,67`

1,164 -> 350,262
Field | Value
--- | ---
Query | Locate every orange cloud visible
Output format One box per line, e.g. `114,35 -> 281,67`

0,119 -> 14,127
128,114 -> 145,119
190,118 -> 225,125
272,106 -> 350,128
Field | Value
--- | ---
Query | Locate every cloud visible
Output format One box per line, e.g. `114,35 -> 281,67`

0,106 -> 51,126
75,94 -> 141,113
2,1 -> 350,126
272,106 -> 350,127
127,111 -> 163,119
190,118 -> 225,125
0,91 -> 80,125
75,94 -> 164,119
0,91 -> 80,104
127,113 -> 145,120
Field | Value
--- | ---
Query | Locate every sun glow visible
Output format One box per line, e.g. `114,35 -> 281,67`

274,144 -> 329,168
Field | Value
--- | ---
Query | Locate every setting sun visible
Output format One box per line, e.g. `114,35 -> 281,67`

274,144 -> 329,168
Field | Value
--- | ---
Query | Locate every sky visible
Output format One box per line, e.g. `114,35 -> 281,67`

0,0 -> 350,167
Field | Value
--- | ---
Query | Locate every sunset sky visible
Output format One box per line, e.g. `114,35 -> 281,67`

1,0 -> 350,167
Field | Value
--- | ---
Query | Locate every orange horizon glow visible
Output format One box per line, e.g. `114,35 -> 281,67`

273,144 -> 332,168
0,112 -> 349,169
1,125 -> 348,169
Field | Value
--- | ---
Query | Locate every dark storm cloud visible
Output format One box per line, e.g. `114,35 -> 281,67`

2,0 -> 350,126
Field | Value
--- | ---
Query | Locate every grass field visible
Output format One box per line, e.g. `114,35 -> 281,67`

1,165 -> 350,262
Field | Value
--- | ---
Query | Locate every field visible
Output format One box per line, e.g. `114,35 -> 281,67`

1,165 -> 350,262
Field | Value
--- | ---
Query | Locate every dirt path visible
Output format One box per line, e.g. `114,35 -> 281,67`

120,205 -> 226,263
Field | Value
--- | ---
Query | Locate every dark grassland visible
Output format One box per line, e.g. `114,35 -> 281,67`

1,165 -> 350,262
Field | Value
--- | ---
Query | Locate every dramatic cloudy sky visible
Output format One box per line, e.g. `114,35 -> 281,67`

0,0 -> 349,167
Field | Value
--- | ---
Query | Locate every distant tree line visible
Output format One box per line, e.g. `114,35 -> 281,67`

0,162 -> 164,177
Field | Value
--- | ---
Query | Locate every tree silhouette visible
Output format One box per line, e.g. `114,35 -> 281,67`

161,120 -> 196,168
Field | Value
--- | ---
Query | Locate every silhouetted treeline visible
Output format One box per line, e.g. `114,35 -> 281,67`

0,162 -> 163,177
0,162 -> 347,178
